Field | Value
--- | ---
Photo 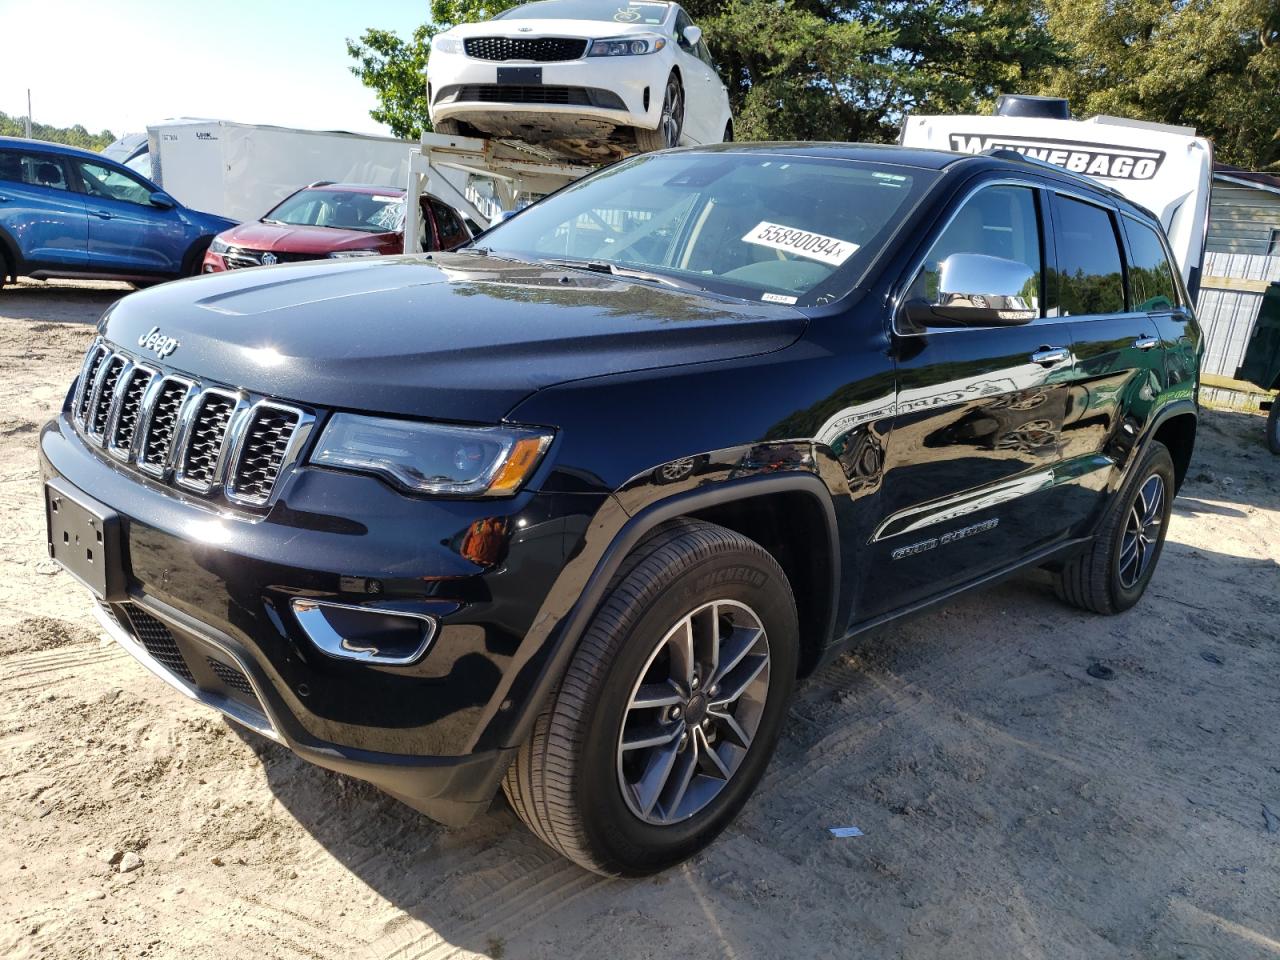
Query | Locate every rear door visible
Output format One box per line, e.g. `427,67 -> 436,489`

427,197 -> 471,250
1052,193 -> 1168,534
1122,214 -> 1199,398
72,157 -> 189,275
0,148 -> 89,268
869,180 -> 1079,617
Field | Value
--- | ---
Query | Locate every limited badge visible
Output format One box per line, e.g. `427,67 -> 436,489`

742,222 -> 859,267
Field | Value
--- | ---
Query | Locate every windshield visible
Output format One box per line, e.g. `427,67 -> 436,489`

494,0 -> 670,24
477,152 -> 934,305
263,189 -> 403,233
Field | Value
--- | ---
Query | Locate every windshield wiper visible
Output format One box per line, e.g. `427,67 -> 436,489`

538,257 -> 703,292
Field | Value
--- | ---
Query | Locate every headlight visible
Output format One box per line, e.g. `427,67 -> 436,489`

587,35 -> 666,56
432,34 -> 463,54
328,249 -> 381,259
311,414 -> 553,497
210,236 -> 230,254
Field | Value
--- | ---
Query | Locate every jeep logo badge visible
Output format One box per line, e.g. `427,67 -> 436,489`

137,326 -> 179,359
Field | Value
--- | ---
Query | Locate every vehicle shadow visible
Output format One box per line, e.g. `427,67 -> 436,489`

1,278 -> 133,324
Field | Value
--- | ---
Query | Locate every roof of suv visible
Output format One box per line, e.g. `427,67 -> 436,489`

300,183 -> 407,196
690,141 -> 1147,217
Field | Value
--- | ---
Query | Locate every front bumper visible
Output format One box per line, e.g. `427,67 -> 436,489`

427,51 -> 663,130
93,593 -> 513,825
41,411 -> 608,824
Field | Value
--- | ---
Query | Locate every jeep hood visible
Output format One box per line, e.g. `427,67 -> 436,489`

100,253 -> 807,422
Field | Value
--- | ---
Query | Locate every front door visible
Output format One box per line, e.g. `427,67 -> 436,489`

867,181 -> 1079,617
0,148 -> 89,268
73,158 -> 188,275
672,9 -> 714,143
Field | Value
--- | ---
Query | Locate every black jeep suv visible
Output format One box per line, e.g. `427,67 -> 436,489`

41,144 -> 1200,876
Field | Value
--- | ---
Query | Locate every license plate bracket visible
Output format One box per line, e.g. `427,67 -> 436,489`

45,477 -> 127,602
497,66 -> 542,85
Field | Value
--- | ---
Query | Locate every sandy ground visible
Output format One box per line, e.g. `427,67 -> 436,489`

0,278 -> 1278,960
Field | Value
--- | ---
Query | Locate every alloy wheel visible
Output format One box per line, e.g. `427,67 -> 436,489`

616,599 -> 771,825
1119,473 -> 1165,589
660,78 -> 684,148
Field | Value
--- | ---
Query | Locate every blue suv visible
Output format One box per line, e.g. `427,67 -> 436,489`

0,137 -> 236,289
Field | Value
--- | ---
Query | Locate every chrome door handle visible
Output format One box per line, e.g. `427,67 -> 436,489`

1133,336 -> 1160,351
1030,346 -> 1071,366
95,209 -> 114,219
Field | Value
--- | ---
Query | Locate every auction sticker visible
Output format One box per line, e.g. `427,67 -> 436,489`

742,222 -> 859,266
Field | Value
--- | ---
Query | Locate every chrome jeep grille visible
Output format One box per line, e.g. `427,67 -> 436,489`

72,338 -> 313,509
87,355 -> 126,441
229,405 -> 302,505
107,367 -> 155,459
138,378 -> 191,473
177,391 -> 238,492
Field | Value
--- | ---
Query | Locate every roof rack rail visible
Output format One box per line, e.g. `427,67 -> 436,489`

979,148 -> 1126,199
307,180 -> 335,188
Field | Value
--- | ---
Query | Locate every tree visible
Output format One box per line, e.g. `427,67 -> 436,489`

347,0 -> 522,139
349,0 -> 1063,143
1036,0 -> 1280,168
695,0 -> 1065,142
0,111 -> 116,151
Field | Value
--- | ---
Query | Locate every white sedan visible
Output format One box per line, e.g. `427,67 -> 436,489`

427,0 -> 733,161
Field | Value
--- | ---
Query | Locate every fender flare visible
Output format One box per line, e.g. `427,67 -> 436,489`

1117,397 -> 1198,493
0,227 -> 22,279
179,235 -> 215,277
490,472 -> 842,752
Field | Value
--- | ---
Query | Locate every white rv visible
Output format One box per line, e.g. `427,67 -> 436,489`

901,96 -> 1213,298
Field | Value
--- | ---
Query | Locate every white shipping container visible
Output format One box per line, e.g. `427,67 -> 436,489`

143,120 -> 424,223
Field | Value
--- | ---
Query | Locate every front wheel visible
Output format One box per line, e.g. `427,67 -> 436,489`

1266,402 -> 1279,455
181,238 -> 213,277
503,518 -> 797,875
1056,441 -> 1176,614
634,73 -> 684,152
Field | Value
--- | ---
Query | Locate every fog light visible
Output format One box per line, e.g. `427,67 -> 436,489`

291,599 -> 438,665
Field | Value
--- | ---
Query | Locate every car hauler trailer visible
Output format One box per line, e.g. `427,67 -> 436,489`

900,95 -> 1214,300
403,131 -> 592,252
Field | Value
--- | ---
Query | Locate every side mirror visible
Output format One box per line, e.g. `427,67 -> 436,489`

149,190 -> 175,210
683,24 -> 702,46
904,253 -> 1038,328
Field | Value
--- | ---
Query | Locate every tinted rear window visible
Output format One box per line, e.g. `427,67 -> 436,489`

1053,196 -> 1124,316
1124,217 -> 1180,311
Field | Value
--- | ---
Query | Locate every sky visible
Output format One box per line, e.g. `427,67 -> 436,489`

0,0 -> 429,138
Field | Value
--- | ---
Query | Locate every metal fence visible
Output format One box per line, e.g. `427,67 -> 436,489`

1195,253 -> 1280,408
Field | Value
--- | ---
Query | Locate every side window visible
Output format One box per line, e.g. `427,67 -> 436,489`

429,198 -> 469,248
696,39 -> 716,70
74,160 -> 153,206
0,150 -> 71,191
907,184 -> 1043,318
1052,196 -> 1125,316
674,9 -> 695,51
1124,217 -> 1180,312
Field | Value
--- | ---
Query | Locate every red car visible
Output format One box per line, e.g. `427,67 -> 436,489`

202,183 -> 475,272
